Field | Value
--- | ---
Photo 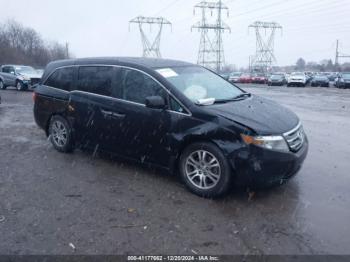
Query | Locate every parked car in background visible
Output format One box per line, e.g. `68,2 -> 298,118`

335,72 -> 350,89
251,73 -> 267,84
0,65 -> 42,91
238,73 -> 253,84
228,72 -> 242,83
287,72 -> 307,87
328,72 -> 338,82
311,75 -> 330,87
36,69 -> 45,78
268,73 -> 287,86
33,57 -> 308,198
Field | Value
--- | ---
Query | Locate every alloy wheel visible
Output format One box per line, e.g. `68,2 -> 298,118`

185,150 -> 221,190
51,120 -> 68,147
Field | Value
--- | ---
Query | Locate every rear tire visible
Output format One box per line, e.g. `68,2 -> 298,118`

179,142 -> 232,198
48,115 -> 74,153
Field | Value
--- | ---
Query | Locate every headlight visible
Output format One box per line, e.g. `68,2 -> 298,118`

19,75 -> 30,81
241,134 -> 290,152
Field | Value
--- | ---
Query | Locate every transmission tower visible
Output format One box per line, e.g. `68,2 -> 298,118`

192,0 -> 231,73
248,21 -> 282,73
129,16 -> 172,58
335,39 -> 350,65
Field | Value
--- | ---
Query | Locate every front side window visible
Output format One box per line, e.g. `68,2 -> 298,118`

157,66 -> 243,102
77,66 -> 114,96
169,97 -> 185,113
120,69 -> 166,105
45,67 -> 75,91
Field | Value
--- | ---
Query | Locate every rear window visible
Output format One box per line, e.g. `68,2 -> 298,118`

45,67 -> 75,91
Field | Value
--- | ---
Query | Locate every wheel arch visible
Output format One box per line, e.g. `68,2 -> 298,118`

170,134 -> 239,175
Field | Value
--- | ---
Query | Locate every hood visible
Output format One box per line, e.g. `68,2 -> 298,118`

205,95 -> 299,135
20,72 -> 42,79
290,75 -> 305,80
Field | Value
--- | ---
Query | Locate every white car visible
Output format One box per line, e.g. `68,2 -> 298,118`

287,72 -> 307,87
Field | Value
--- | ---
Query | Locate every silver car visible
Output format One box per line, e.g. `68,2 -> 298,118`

0,65 -> 42,91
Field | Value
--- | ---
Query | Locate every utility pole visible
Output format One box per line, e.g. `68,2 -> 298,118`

65,42 -> 69,58
192,0 -> 230,73
335,39 -> 339,65
248,21 -> 282,73
129,16 -> 172,58
335,39 -> 350,65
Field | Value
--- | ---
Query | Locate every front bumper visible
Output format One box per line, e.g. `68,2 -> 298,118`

230,138 -> 309,187
288,80 -> 306,85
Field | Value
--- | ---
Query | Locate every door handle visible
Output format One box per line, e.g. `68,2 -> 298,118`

101,109 -> 113,116
101,109 -> 125,119
111,112 -> 126,118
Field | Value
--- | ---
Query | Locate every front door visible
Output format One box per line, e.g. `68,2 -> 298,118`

108,68 -> 171,166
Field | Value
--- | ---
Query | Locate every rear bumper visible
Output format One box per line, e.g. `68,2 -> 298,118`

230,139 -> 309,187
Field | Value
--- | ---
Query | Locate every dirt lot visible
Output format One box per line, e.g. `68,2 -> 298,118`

0,85 -> 350,255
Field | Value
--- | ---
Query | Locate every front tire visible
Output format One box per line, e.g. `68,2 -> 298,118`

16,81 -> 26,91
179,142 -> 232,198
48,115 -> 74,153
0,80 -> 6,90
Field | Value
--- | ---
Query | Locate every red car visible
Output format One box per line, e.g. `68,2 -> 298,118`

238,74 -> 253,83
252,73 -> 267,84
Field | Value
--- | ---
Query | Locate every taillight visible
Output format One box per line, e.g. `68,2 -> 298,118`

32,92 -> 37,103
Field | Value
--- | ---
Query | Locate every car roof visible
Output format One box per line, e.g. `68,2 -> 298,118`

42,57 -> 195,81
46,57 -> 193,70
1,65 -> 32,67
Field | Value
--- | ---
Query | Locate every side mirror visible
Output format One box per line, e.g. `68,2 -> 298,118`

145,96 -> 166,110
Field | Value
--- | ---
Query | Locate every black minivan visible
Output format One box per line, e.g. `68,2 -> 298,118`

34,57 -> 308,197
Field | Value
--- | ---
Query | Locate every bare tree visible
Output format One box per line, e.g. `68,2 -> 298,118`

0,19 -> 71,67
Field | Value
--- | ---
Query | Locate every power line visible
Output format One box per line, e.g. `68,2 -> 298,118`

153,0 -> 183,16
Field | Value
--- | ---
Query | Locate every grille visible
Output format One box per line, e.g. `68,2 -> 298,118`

283,123 -> 305,152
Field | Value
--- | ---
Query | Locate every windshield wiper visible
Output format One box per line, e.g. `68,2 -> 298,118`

233,93 -> 251,99
215,93 -> 252,103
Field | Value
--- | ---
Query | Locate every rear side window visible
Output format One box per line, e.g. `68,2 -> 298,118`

45,67 -> 75,91
77,66 -> 114,96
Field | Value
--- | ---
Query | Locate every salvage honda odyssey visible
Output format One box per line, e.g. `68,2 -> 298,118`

33,57 -> 308,198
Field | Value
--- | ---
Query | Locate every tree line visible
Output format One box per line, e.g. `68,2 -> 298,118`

0,20 -> 71,68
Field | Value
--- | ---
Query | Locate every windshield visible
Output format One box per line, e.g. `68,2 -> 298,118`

342,73 -> 350,79
271,74 -> 283,79
231,72 -> 241,77
291,73 -> 305,77
315,75 -> 328,80
157,66 -> 243,102
16,66 -> 36,74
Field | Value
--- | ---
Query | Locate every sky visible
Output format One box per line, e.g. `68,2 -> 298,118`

1,0 -> 350,67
